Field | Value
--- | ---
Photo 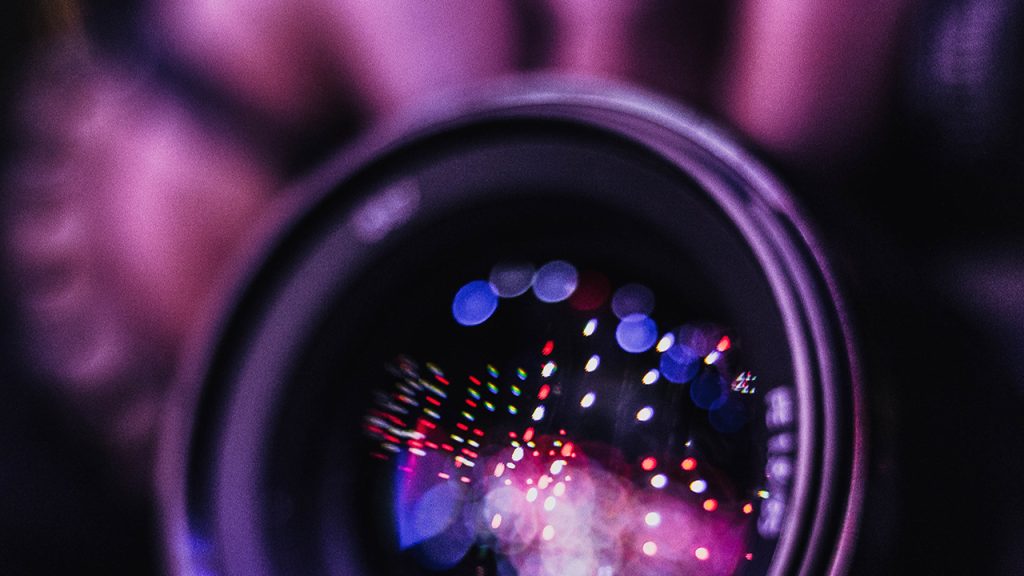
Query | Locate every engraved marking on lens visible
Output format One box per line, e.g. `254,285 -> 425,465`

541,362 -> 557,378
732,372 -> 758,394
690,370 -> 726,409
768,433 -> 794,453
758,498 -> 785,537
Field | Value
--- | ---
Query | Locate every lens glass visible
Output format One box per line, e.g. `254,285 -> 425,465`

270,131 -> 802,576
344,243 -> 788,575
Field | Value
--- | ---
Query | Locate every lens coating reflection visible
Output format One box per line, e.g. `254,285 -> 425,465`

453,281 -> 500,326
532,261 -> 579,303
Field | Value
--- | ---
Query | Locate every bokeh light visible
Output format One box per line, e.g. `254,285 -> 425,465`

580,392 -> 596,408
489,262 -> 535,297
452,280 -> 498,326
642,369 -> 660,385
569,270 -> 611,311
533,261 -> 579,303
611,283 -> 655,319
615,315 -> 658,353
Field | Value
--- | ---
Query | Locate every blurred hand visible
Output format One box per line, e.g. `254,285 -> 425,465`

4,0 -> 912,490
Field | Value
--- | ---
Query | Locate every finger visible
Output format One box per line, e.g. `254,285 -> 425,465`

543,0 -> 639,78
543,0 -> 734,109
321,0 -> 519,117
150,0 -> 333,128
7,54 -> 278,488
721,0 -> 914,164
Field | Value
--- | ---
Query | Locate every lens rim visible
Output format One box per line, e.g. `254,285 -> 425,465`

158,77 -> 864,576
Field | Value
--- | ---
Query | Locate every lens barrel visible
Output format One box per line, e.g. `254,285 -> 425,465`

159,80 -> 863,576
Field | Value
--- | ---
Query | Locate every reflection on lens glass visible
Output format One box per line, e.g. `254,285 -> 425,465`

489,263 -> 536,298
532,261 -> 579,303
452,281 -> 500,326
611,284 -> 655,320
359,259 -> 779,576
614,315 -> 659,353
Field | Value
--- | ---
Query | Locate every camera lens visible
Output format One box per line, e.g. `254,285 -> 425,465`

160,82 -> 861,576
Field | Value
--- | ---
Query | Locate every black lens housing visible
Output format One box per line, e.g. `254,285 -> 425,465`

158,80 -> 863,576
